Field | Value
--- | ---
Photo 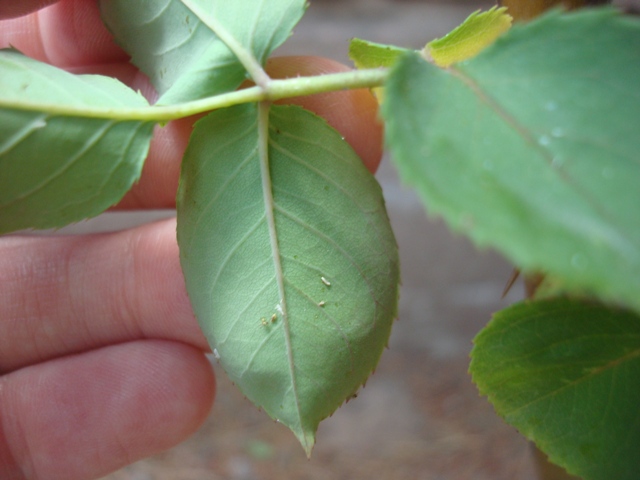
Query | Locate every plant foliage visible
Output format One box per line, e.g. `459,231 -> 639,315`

1,1 -> 639,475
177,103 -> 398,453
382,9 -> 640,312
357,7 -> 640,478
0,50 -> 154,233
471,298 -> 640,480
0,0 -> 400,455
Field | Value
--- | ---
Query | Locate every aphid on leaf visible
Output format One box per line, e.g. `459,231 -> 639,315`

321,276 -> 331,287
318,301 -> 326,307
261,317 -> 268,327
271,313 -> 277,323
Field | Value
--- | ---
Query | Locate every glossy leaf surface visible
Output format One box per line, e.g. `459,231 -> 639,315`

100,0 -> 306,104
177,104 -> 399,454
383,9 -> 640,312
0,50 -> 154,234
471,298 -> 640,480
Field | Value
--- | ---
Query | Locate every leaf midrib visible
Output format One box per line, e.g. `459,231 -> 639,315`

257,101 -> 306,446
449,62 -> 639,262
503,347 -> 640,418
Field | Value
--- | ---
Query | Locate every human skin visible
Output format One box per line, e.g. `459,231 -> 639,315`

0,1 -> 383,479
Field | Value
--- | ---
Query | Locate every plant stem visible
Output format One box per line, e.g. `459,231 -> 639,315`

265,68 -> 386,101
1,68 -> 388,122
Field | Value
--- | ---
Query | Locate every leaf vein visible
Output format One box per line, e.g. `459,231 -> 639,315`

0,119 -> 116,208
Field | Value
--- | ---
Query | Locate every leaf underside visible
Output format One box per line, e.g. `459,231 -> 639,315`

177,104 -> 399,454
383,8 -> 640,313
0,50 -> 154,233
471,298 -> 640,480
100,0 -> 307,105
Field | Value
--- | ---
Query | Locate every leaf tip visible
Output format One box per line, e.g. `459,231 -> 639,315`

426,6 -> 513,67
293,426 -> 316,458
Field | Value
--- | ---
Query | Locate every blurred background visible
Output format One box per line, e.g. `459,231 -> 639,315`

54,0 -> 632,478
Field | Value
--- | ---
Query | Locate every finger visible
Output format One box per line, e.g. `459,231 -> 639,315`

0,0 -> 127,67
113,116 -> 194,209
0,219 -> 209,373
0,340 -> 215,480
0,0 -> 59,20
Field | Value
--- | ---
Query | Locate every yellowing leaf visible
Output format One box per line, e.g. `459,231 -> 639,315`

425,7 -> 512,67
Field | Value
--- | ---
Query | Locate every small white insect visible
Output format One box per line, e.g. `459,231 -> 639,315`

213,348 -> 221,360
318,301 -> 326,307
321,276 -> 331,287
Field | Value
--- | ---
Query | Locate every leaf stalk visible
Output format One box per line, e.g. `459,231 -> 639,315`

1,68 -> 388,123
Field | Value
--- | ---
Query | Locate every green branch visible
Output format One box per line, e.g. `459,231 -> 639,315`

1,68 -> 388,122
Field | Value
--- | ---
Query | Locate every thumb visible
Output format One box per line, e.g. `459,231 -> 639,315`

0,341 -> 214,480
0,0 -> 59,20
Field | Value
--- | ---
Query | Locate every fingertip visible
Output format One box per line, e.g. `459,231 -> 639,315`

0,0 -> 58,20
0,0 -> 127,67
0,341 -> 215,480
115,117 -> 192,209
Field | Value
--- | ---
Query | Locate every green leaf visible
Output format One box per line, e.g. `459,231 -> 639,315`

425,6 -> 512,67
100,0 -> 307,105
382,9 -> 640,312
0,49 -> 154,234
176,103 -> 399,455
349,38 -> 410,71
470,298 -> 640,480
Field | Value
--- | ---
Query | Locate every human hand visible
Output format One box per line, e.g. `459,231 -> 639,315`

0,1 -> 383,479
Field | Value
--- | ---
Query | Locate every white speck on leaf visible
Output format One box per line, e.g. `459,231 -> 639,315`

538,135 -> 551,146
